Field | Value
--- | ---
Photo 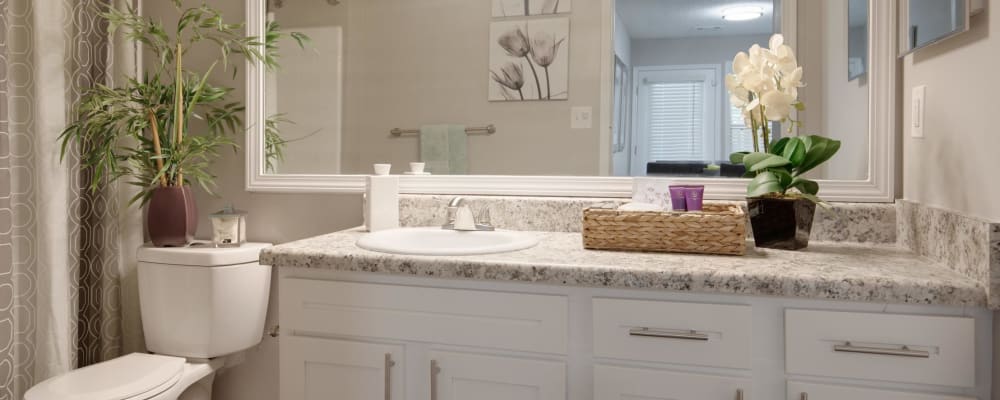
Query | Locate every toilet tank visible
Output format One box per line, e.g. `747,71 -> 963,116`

137,243 -> 272,359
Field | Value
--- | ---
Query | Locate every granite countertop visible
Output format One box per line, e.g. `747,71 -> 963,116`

260,229 -> 988,308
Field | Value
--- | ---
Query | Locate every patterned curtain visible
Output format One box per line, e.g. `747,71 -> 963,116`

0,0 -> 136,398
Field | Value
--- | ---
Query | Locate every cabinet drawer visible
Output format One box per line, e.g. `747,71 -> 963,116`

429,350 -> 566,400
280,279 -> 568,354
593,298 -> 752,369
785,309 -> 975,388
787,381 -> 975,400
595,365 -> 751,400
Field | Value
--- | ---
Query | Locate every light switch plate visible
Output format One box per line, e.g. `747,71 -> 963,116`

571,106 -> 593,129
911,85 -> 926,138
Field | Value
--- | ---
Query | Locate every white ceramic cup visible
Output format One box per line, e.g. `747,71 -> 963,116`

409,162 -> 426,174
373,164 -> 392,176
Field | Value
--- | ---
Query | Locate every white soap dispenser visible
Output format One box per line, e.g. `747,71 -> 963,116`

364,164 -> 399,232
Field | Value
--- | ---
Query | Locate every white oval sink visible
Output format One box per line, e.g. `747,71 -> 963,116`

357,227 -> 540,256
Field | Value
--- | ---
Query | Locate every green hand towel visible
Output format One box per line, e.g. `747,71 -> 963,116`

420,124 -> 467,175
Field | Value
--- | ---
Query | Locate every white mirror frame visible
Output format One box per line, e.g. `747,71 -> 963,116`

245,0 -> 896,202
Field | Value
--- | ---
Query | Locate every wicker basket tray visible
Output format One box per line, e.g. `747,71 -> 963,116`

582,203 -> 747,256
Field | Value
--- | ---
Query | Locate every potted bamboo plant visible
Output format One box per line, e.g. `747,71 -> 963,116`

59,1 -> 301,246
726,34 -> 841,250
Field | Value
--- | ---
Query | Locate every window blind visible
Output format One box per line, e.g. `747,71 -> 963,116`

728,104 -> 779,153
645,81 -> 704,161
729,103 -> 756,153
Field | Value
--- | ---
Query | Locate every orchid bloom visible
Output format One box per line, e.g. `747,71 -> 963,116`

724,33 -> 804,152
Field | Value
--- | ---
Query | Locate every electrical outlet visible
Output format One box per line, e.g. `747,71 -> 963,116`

911,85 -> 926,138
571,106 -> 593,129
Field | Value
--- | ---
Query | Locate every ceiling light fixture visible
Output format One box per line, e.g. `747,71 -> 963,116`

722,6 -> 764,21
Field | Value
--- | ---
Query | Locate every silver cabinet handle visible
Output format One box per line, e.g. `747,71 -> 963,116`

833,342 -> 930,358
430,359 -> 441,400
736,388 -> 744,400
384,353 -> 395,400
629,327 -> 709,341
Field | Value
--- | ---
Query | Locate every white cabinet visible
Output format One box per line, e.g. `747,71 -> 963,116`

785,309 -> 975,387
593,298 -> 752,369
595,365 -> 751,400
277,275 -> 991,400
786,381 -> 975,400
429,351 -> 566,400
280,336 -> 404,400
281,278 -> 569,354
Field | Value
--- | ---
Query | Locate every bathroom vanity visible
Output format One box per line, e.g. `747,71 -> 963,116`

262,229 -> 992,400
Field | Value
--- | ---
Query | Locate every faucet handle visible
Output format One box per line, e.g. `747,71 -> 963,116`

477,208 -> 492,227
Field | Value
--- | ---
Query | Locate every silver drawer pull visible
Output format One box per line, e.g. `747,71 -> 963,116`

430,360 -> 441,400
629,327 -> 709,341
833,342 -> 930,358
384,353 -> 395,400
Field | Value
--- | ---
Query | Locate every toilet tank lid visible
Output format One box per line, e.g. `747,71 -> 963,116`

137,242 -> 272,267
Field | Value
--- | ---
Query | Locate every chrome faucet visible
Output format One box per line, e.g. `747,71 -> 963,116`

442,196 -> 494,231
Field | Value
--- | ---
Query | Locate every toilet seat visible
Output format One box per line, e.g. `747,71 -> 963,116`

25,353 -> 186,400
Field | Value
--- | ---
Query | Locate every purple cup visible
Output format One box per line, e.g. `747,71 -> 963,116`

668,186 -> 688,211
684,186 -> 705,212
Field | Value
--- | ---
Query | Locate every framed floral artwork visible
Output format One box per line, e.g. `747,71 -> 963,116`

488,18 -> 570,101
492,0 -> 571,17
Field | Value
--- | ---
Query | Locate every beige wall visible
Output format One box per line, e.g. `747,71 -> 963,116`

902,8 -> 999,222
141,0 -> 362,244
276,0 -> 607,176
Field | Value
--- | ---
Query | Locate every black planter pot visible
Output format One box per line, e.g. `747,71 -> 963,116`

747,197 -> 816,250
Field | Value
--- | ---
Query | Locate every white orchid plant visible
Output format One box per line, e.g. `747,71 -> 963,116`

726,34 -> 841,204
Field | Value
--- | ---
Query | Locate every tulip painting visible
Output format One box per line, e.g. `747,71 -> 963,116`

491,62 -> 527,100
488,18 -> 569,101
492,0 -> 571,17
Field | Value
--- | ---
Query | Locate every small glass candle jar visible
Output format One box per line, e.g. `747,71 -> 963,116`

210,206 -> 247,247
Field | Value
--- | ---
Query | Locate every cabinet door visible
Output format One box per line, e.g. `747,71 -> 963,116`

595,364 -> 750,400
428,350 -> 566,400
281,336 -> 404,400
787,381 -> 975,400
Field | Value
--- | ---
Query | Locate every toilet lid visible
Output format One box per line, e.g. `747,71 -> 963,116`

25,353 -> 185,400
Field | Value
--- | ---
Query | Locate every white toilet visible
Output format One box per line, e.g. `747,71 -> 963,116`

25,243 -> 272,400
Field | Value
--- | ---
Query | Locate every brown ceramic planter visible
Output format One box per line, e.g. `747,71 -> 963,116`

147,186 -> 197,247
747,196 -> 816,250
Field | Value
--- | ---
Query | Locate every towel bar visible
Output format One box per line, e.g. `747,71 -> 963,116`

390,125 -> 496,137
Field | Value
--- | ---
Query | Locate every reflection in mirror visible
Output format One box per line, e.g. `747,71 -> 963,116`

903,0 -> 968,54
848,0 -> 868,80
614,0 -> 868,180
263,0 -> 870,182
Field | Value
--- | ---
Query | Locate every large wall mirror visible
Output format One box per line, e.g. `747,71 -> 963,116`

245,0 -> 896,201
